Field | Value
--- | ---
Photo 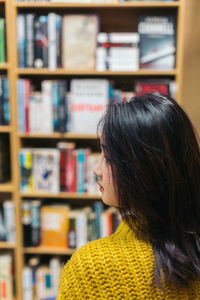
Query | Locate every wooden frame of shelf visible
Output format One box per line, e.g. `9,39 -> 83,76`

0,63 -> 9,70
23,246 -> 75,255
19,133 -> 98,139
0,182 -> 13,192
0,125 -> 12,133
16,68 -> 177,76
21,192 -> 101,199
0,241 -> 16,249
15,2 -> 180,8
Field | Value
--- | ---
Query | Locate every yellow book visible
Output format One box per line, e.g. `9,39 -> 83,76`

41,205 -> 69,248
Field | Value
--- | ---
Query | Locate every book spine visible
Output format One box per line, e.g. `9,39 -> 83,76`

17,79 -> 25,133
58,81 -> 67,133
22,201 -> 32,247
24,79 -> 31,133
76,212 -> 87,249
3,201 -> 16,243
66,145 -> 76,192
34,17 -> 44,68
52,82 -> 59,132
0,78 -> 3,124
76,150 -> 85,194
39,15 -> 49,68
0,19 -> 5,63
56,15 -> 62,68
93,201 -> 103,239
2,78 -> 10,125
30,200 -> 41,247
41,81 -> 53,133
26,14 -> 35,68
17,14 -> 26,68
49,258 -> 61,298
22,267 -> 33,300
0,255 -> 13,300
48,13 -> 57,70
59,147 -> 66,192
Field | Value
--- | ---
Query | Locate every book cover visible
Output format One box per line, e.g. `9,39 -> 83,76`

0,135 -> 10,183
2,78 -> 10,125
22,201 -> 32,247
62,14 -> 99,70
33,149 -> 59,193
138,16 -> 176,70
134,79 -> 171,96
41,205 -> 69,248
70,79 -> 109,134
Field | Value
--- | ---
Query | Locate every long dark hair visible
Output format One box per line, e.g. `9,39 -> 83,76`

99,93 -> 200,288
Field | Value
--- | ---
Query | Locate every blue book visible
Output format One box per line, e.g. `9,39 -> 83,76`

17,79 -> 25,133
56,15 -> 62,68
93,201 -> 103,239
76,149 -> 85,194
2,78 -> 10,125
52,81 -> 59,132
17,14 -> 26,68
19,151 -> 25,192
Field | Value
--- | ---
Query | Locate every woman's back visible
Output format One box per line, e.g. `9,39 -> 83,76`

57,219 -> 200,299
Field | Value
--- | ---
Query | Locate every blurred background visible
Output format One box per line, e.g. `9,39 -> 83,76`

0,0 -> 199,299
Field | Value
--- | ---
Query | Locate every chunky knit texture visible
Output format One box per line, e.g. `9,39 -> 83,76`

57,219 -> 200,299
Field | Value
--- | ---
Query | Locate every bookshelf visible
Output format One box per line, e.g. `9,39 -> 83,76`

1,1 -> 186,299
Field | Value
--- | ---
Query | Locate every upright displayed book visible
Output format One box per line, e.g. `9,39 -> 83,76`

0,253 -> 13,300
0,77 -> 10,125
70,79 -> 109,134
62,14 -> 99,70
138,16 -> 176,69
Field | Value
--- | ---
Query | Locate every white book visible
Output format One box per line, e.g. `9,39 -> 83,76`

49,258 -> 61,297
22,267 -> 33,300
101,213 -> 108,238
48,13 -> 57,70
0,254 -> 13,300
70,79 -> 109,134
41,81 -> 53,134
36,267 -> 47,300
33,149 -> 59,193
87,153 -> 101,195
76,211 -> 88,249
3,201 -> 16,243
109,47 -> 139,71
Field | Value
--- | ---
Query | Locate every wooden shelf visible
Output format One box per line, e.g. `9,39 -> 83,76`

23,246 -> 75,255
0,182 -> 13,192
16,68 -> 177,76
0,0 -> 6,3
15,2 -> 180,8
0,241 -> 16,249
0,63 -> 9,70
21,191 -> 101,199
0,126 -> 12,133
19,132 -> 98,139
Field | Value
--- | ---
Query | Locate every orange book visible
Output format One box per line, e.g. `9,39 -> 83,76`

41,205 -> 69,248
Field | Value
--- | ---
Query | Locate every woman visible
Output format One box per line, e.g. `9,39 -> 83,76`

57,93 -> 200,299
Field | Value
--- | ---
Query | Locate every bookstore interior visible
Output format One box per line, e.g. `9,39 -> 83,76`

0,0 -> 199,299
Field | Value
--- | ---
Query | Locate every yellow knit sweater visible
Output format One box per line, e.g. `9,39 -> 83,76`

56,219 -> 200,299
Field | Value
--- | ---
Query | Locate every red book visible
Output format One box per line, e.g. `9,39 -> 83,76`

134,80 -> 170,97
24,79 -> 31,133
66,143 -> 76,192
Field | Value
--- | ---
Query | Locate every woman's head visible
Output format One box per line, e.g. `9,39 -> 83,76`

95,93 -> 200,287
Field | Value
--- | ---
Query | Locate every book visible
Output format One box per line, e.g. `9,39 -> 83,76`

138,16 -> 176,70
41,205 -> 69,248
96,32 -> 139,71
3,201 -> 16,243
0,254 -> 13,300
70,79 -> 109,134
33,149 -> 60,193
62,15 -> 99,70
0,18 -> 6,63
0,135 -> 10,183
17,14 -> 26,68
0,77 -> 10,125
26,14 -> 35,68
134,79 -> 172,97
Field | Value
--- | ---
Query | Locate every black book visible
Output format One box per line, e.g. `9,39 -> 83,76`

138,15 -> 176,70
58,80 -> 67,133
0,134 -> 10,183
